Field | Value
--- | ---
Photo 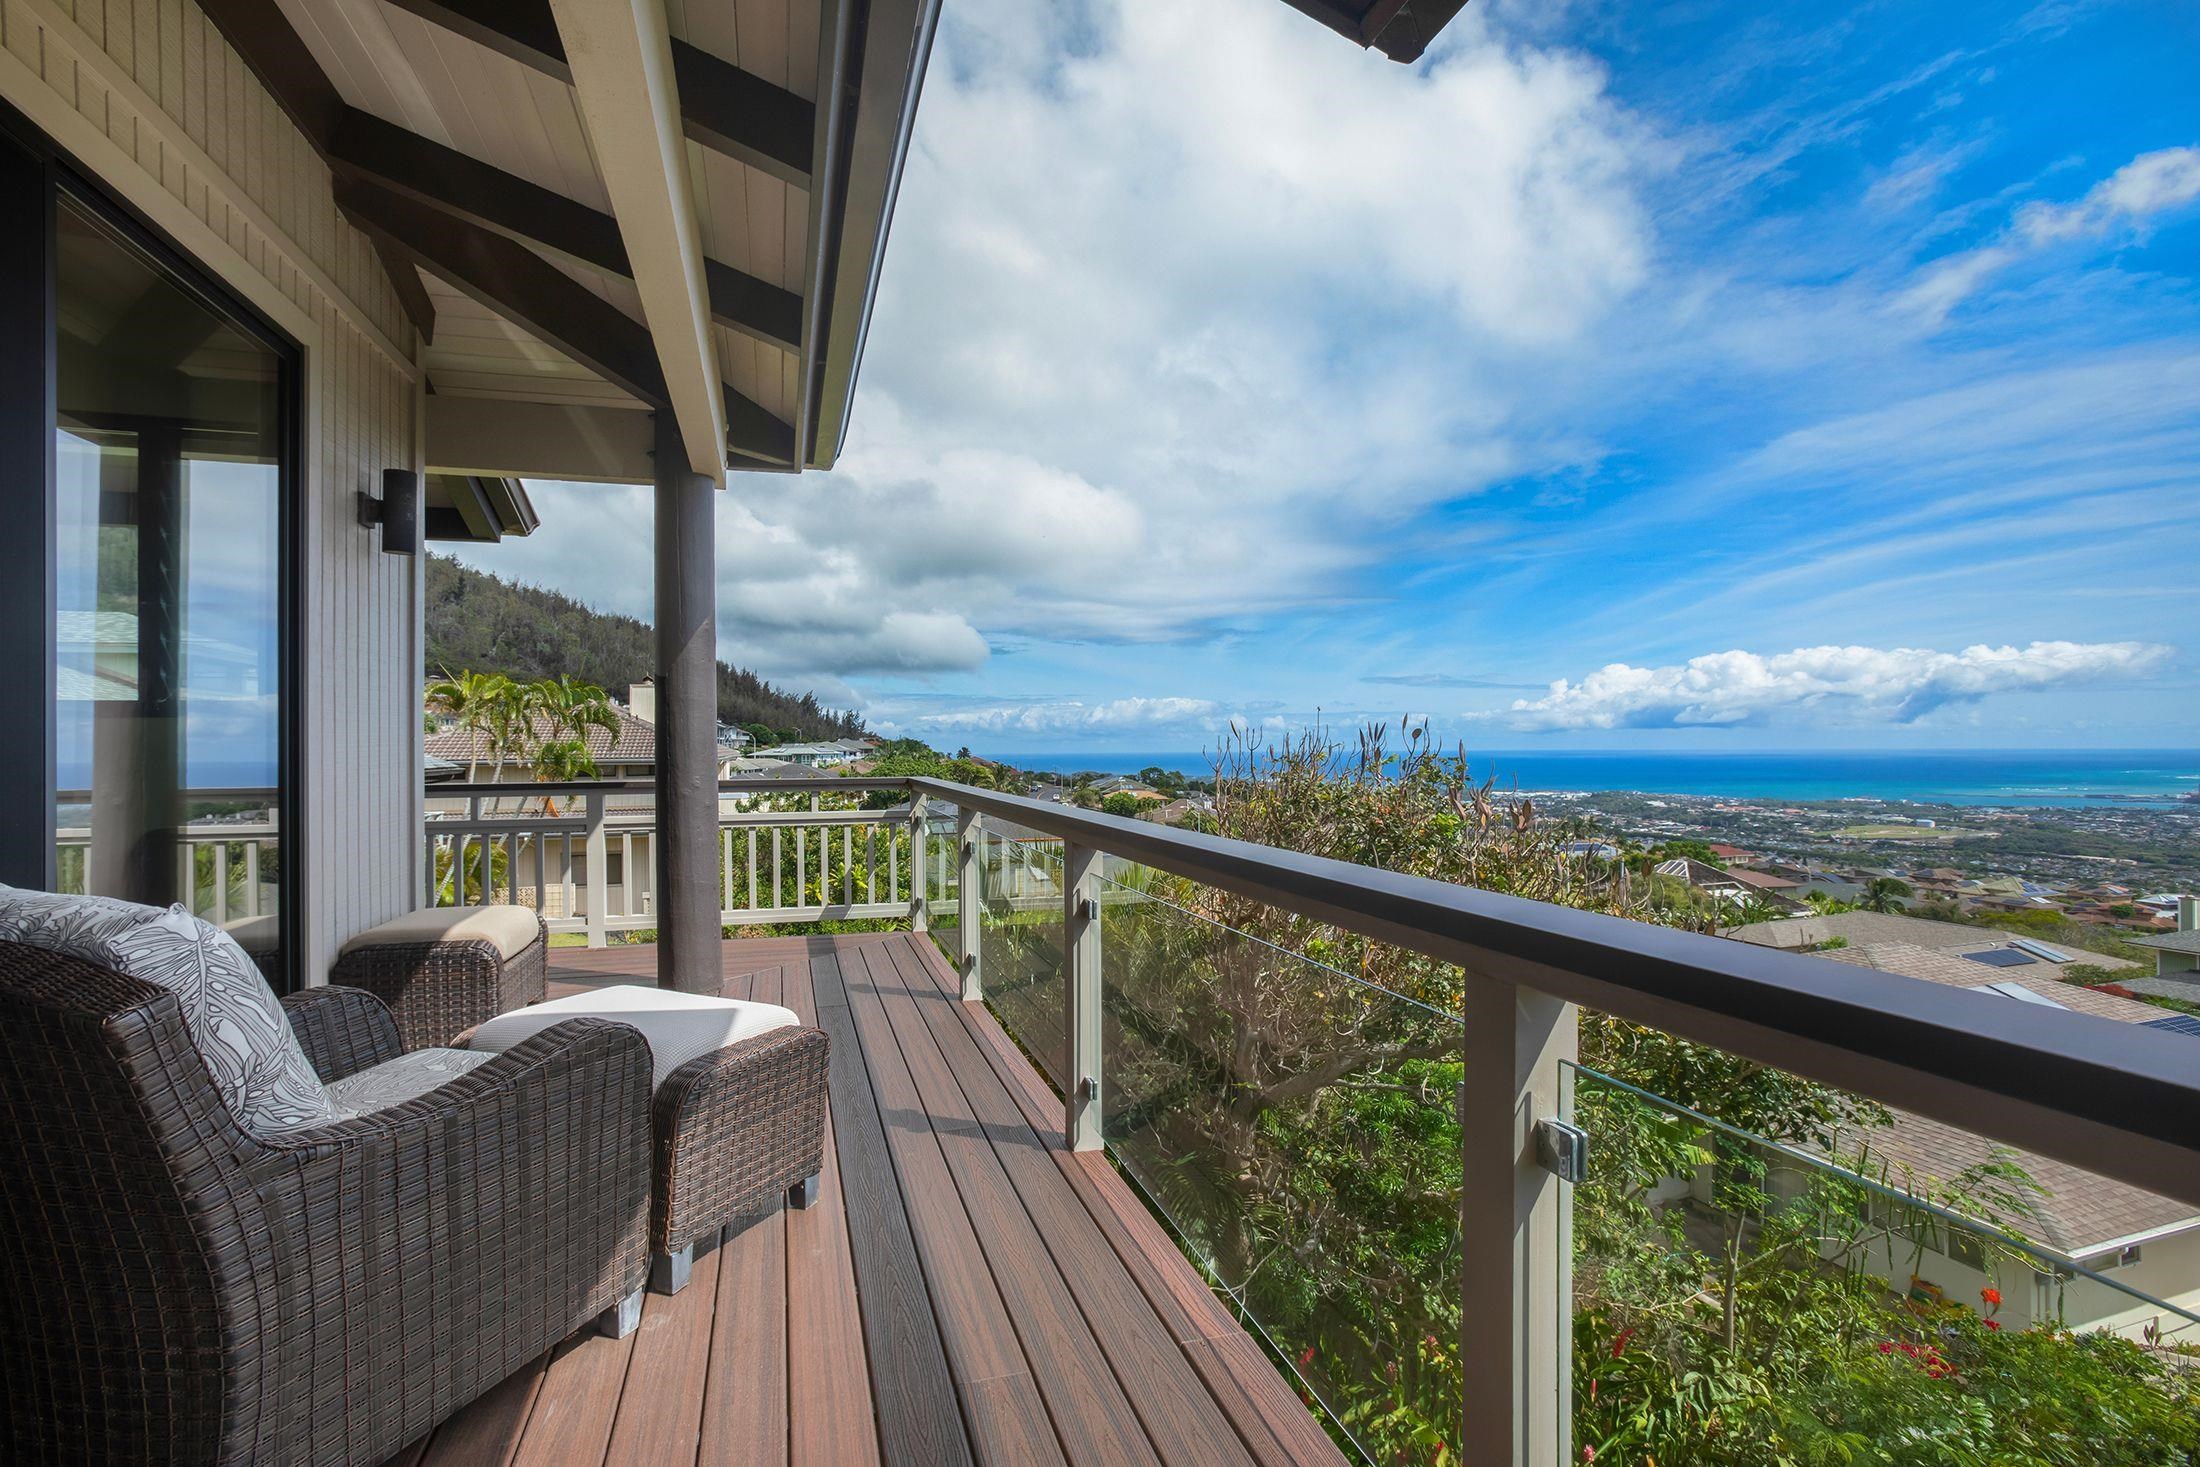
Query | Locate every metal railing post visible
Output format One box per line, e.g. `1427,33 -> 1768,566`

908,790 -> 930,934
584,790 -> 609,950
955,806 -> 983,1001
1064,841 -> 1103,1152
1458,977 -> 1576,1466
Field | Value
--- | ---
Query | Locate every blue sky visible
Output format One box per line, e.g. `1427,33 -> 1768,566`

455,0 -> 2200,756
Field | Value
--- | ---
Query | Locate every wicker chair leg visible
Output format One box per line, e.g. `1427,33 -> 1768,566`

651,1244 -> 694,1296
788,1173 -> 821,1210
597,1288 -> 644,1339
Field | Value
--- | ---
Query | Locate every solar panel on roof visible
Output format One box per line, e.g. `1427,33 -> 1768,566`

1961,948 -> 2036,968
1983,981 -> 2067,1008
2142,1014 -> 2200,1039
2008,938 -> 2074,964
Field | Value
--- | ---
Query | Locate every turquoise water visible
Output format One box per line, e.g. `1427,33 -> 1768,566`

987,749 -> 2200,810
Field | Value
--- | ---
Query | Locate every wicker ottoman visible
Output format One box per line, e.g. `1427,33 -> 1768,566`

331,906 -> 547,1050
466,985 -> 829,1294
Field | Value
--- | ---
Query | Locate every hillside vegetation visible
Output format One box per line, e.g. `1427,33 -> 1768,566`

425,554 -> 862,741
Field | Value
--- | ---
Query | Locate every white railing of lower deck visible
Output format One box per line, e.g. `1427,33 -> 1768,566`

423,789 -> 966,942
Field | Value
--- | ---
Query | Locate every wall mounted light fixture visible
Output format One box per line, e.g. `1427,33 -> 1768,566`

357,469 -> 421,556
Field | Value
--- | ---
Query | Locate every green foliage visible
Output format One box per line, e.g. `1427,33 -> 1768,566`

1101,792 -> 1144,818
1863,876 -> 1914,913
425,553 -> 860,740
1572,1086 -> 2200,1466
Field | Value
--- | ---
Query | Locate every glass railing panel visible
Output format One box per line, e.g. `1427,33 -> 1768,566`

1565,1063 -> 2200,1465
1094,856 -> 1464,1463
978,822 -> 1069,1088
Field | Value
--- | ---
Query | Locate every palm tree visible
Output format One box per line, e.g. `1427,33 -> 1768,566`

1862,877 -> 1913,914
532,737 -> 599,815
424,669 -> 520,785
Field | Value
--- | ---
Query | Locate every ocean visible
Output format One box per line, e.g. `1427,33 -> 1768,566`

983,749 -> 2200,810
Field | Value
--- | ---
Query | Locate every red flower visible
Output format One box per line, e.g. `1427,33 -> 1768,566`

1299,1346 -> 1317,1369
1980,1287 -> 2002,1308
1583,1448 -> 1596,1463
1985,1318 -> 2002,1331
1610,1327 -> 1636,1359
1878,1341 -> 1895,1354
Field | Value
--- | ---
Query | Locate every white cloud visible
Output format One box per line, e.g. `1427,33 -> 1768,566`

2017,146 -> 2200,243
769,0 -> 1654,648
1485,641 -> 2175,731
1899,146 -> 2200,324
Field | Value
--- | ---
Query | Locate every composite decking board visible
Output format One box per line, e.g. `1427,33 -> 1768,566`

879,939 -> 1262,1467
900,938 -> 1350,1467
910,939 -> 1244,1342
603,1222 -> 723,1465
505,1320 -> 637,1467
858,944 -> 1164,1467
777,958 -> 884,1467
835,941 -> 1070,1467
414,1347 -> 547,1466
432,932 -> 1343,1466
808,945 -> 980,1467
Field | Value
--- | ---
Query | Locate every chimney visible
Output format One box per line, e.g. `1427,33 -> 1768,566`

2182,895 -> 2198,933
629,678 -> 656,725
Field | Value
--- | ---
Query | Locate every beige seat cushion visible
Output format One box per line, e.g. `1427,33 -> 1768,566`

338,905 -> 540,962
466,984 -> 798,1088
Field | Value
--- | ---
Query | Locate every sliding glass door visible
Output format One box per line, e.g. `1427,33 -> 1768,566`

1,104 -> 300,986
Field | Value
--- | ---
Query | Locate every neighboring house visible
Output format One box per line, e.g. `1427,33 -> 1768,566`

1727,867 -> 1802,895
424,705 -> 658,781
2133,898 -> 2200,977
752,741 -> 859,768
717,723 -> 755,750
1734,913 -> 2142,987
1655,857 -> 1798,912
1794,941 -> 2200,1340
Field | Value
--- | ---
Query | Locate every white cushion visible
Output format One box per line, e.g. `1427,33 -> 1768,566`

466,984 -> 799,1088
338,905 -> 540,962
0,884 -> 337,1137
325,1047 -> 496,1119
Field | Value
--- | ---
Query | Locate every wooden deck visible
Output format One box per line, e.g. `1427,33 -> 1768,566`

390,931 -> 1347,1467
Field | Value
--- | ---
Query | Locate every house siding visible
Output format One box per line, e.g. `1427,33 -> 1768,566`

1,0 -> 425,982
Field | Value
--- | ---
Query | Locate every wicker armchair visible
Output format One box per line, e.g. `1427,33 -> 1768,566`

0,942 -> 653,1467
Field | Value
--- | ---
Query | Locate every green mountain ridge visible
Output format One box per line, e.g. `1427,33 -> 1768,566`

425,554 -> 864,741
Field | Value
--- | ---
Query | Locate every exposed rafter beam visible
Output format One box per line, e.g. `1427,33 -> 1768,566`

328,109 -> 800,353
369,236 -> 437,340
548,0 -> 726,483
337,175 -> 793,464
377,0 -> 814,186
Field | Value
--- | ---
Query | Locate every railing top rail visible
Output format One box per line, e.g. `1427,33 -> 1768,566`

417,773 -> 2200,1206
429,777 -> 913,796
908,778 -> 2200,1210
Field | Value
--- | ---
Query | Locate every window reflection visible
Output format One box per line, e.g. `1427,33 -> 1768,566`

52,198 -> 287,981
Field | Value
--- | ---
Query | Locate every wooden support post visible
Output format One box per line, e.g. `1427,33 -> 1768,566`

955,805 -> 982,1001
654,413 -> 719,992
1064,841 -> 1103,1152
1458,976 -> 1576,1466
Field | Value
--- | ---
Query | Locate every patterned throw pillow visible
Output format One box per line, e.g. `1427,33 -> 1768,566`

0,885 -> 337,1137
